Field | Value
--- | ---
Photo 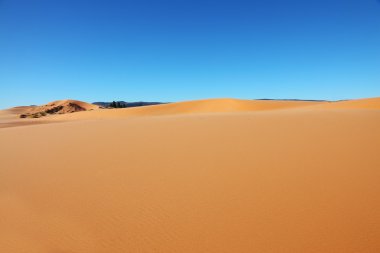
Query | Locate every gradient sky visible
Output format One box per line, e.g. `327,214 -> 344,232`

1,0 -> 380,108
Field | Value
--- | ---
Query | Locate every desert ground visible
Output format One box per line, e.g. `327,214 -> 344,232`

1,98 -> 380,253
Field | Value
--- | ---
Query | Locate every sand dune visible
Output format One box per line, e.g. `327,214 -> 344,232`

17,99 -> 99,118
3,97 -> 379,125
6,99 -> 98,116
50,98 -> 325,121
31,97 -> 380,122
45,98 -> 380,121
1,97 -> 380,252
30,99 -> 99,113
0,100 -> 99,128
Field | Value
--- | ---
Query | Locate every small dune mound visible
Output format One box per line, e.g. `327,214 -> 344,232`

19,99 -> 99,118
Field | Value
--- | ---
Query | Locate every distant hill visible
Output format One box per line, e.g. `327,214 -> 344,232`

93,101 -> 168,108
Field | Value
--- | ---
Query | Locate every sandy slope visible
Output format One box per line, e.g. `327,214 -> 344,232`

0,109 -> 50,129
1,98 -> 380,253
0,100 -> 99,128
20,99 -> 99,117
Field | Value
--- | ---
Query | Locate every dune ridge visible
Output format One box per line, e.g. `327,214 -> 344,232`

0,100 -> 100,128
311,97 -> 380,110
49,98 -> 327,121
2,97 -> 380,128
46,97 -> 380,122
18,99 -> 99,118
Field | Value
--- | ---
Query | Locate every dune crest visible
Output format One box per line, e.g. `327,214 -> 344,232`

312,97 -> 380,110
18,99 -> 100,118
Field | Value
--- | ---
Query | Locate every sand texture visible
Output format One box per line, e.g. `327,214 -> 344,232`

1,98 -> 380,252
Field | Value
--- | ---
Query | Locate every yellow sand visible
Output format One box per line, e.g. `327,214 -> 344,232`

1,98 -> 380,253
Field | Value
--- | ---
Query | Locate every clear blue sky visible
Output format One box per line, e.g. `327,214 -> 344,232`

1,0 -> 380,108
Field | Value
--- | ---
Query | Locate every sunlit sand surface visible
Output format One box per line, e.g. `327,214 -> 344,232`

1,98 -> 380,252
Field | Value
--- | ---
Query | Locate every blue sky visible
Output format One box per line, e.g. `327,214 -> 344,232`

1,0 -> 380,108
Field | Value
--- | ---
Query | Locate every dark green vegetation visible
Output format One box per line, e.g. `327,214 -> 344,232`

94,101 -> 167,108
109,101 -> 126,108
